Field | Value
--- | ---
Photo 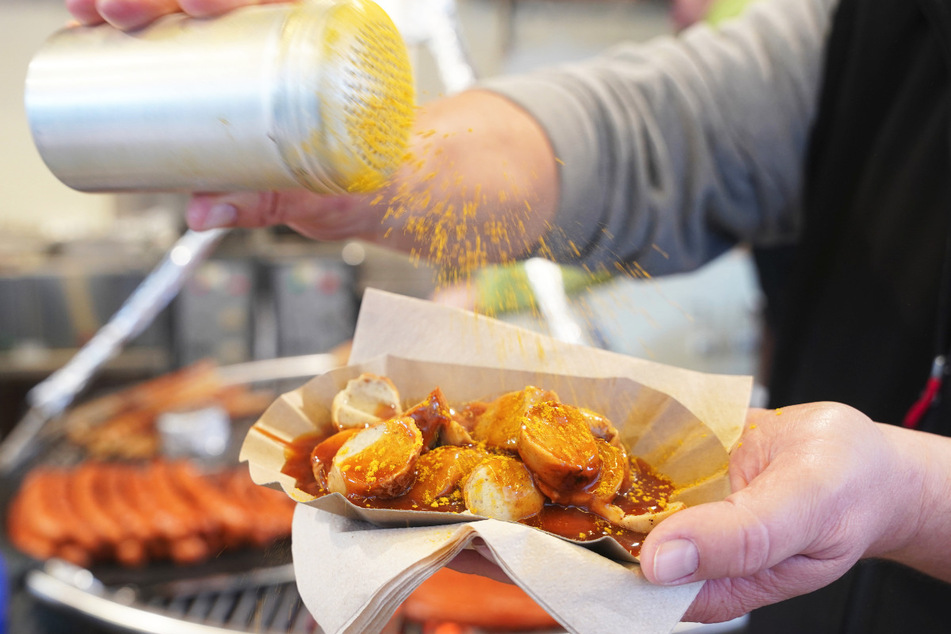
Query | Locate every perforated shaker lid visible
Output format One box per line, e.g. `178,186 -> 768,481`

278,0 -> 416,194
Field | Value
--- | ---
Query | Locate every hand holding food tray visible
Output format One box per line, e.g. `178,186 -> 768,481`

240,289 -> 752,634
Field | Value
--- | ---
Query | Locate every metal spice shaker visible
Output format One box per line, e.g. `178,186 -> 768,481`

24,0 -> 416,194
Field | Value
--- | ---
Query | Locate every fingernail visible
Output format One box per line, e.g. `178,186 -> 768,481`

200,203 -> 238,229
652,539 -> 699,584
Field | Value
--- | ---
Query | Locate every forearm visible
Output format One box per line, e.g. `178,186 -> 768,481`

872,423 -> 951,582
483,0 -> 837,274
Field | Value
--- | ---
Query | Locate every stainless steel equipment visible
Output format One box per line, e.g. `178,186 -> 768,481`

26,559 -> 313,634
0,228 -> 228,475
24,0 -> 414,195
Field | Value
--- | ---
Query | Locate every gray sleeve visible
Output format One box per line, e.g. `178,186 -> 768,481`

481,0 -> 838,274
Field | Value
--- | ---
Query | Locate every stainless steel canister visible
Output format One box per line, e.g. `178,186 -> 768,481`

24,0 -> 415,194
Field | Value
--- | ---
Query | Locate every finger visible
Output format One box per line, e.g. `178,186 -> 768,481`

639,497 -> 783,586
65,0 -> 106,25
185,190 -> 381,241
640,447 -> 846,588
179,0 -> 288,18
95,0 -> 181,30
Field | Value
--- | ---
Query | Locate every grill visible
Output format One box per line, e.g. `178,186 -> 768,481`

3,354 -> 340,634
26,559 -> 318,634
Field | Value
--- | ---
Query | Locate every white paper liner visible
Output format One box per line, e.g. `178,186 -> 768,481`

293,508 -> 704,634
241,289 -> 753,634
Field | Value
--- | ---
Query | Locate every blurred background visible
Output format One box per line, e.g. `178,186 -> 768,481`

0,0 -> 764,438
0,1 -> 758,632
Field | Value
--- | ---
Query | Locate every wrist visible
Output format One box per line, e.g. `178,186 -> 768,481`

868,424 -> 951,579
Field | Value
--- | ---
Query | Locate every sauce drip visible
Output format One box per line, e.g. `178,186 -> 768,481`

280,432 -> 325,497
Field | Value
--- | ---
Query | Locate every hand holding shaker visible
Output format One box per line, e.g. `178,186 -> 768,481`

24,0 -> 416,194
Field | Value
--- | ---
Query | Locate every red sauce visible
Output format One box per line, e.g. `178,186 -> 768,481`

276,393 -> 678,559
614,457 -> 677,517
343,491 -> 468,513
524,505 -> 645,557
280,432 -> 325,497
403,387 -> 454,449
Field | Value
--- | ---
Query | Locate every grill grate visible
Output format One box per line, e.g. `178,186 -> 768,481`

150,581 -> 316,633
27,559 -> 322,634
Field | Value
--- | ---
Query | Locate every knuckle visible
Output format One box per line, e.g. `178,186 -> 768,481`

256,192 -> 287,226
725,498 -> 773,576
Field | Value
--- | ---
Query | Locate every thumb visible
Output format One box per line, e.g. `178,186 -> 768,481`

638,465 -> 833,588
639,498 -> 775,585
